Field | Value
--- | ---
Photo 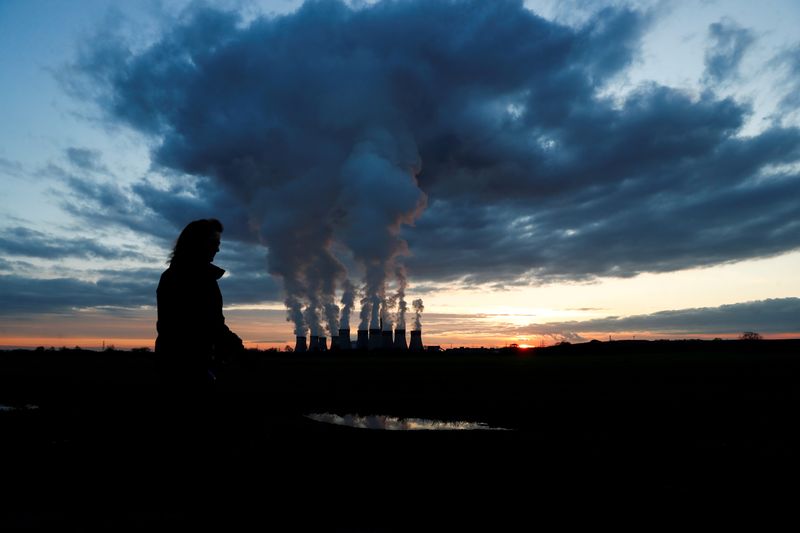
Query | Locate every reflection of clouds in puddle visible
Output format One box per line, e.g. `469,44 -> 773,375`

0,404 -> 39,412
306,413 -> 510,431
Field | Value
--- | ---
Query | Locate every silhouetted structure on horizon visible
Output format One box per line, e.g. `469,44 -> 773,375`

368,328 -> 382,350
338,328 -> 351,350
381,329 -> 393,350
410,330 -> 423,351
295,336 -> 307,353
293,326 -> 418,352
394,328 -> 407,350
357,330 -> 369,350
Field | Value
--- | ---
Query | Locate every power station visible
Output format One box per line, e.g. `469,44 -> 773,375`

295,327 -> 422,352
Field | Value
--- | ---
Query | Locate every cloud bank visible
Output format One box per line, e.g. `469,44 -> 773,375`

703,18 -> 755,84
67,0 -> 800,294
519,298 -> 800,339
7,0 -> 783,344
0,226 -> 141,261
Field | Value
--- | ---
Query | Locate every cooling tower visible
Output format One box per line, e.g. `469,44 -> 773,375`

319,336 -> 328,351
394,328 -> 408,350
330,335 -> 340,351
357,329 -> 369,350
409,330 -> 423,351
294,336 -> 307,353
381,329 -> 393,350
309,335 -> 320,351
368,328 -> 382,350
338,328 -> 351,350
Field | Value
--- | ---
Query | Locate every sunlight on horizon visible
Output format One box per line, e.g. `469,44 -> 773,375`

306,413 -> 511,431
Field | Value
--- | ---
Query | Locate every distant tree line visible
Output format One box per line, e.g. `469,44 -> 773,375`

739,331 -> 763,341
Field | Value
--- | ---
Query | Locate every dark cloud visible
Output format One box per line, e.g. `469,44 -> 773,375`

57,174 -> 172,241
131,177 -> 256,242
218,269 -> 281,305
68,0 -> 800,295
65,147 -> 107,173
46,169 -> 280,307
406,125 -> 800,283
703,18 -> 755,84
518,298 -> 800,337
0,156 -> 24,178
211,240 -> 281,304
770,43 -> 800,114
0,226 -> 144,261
33,162 -> 175,244
0,272 -> 156,315
0,261 -> 276,317
60,172 -> 256,247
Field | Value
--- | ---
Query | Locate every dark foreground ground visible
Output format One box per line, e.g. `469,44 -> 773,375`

1,339 -> 799,528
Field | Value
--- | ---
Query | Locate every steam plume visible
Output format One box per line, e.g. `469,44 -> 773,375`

381,293 -> 396,331
395,266 -> 408,330
370,294 -> 381,330
412,298 -> 425,331
339,279 -> 356,330
286,294 -> 307,337
359,295 -> 372,331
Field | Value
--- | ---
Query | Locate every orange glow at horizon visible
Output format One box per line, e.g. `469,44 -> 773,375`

2,332 -> 798,351
0,337 -> 155,350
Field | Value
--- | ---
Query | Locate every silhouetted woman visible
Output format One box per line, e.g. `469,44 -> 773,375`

156,218 -> 243,389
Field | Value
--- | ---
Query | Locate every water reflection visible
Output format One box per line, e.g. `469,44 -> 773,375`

306,413 -> 509,431
0,404 -> 39,412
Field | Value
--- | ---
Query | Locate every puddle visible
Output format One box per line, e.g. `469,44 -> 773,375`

0,404 -> 39,412
306,413 -> 510,431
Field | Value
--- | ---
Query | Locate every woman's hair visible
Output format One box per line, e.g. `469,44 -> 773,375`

169,218 -> 223,265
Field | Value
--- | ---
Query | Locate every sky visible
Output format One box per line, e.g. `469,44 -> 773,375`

1,0 -> 799,350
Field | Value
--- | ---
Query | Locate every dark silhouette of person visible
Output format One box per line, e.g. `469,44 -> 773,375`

155,218 -> 244,390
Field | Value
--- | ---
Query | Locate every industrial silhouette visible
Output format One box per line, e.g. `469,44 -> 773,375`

295,325 -> 422,352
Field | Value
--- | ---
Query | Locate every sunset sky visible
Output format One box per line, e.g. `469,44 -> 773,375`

1,0 -> 799,350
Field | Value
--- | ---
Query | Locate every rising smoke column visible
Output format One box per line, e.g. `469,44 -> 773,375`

395,266 -> 408,330
306,249 -> 345,336
381,293 -> 397,331
78,0 -> 608,330
340,131 -> 426,335
81,2 -> 429,332
412,298 -> 425,331
359,295 -> 372,331
338,279 -> 356,331
256,201 -> 345,337
370,294 -> 382,330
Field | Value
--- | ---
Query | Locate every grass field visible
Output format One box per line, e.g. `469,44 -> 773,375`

2,340 -> 799,528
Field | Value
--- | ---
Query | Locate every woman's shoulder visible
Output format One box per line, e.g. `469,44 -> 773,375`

159,263 -> 217,286
158,265 -> 193,288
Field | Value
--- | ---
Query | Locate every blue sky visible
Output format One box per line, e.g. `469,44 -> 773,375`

1,0 -> 799,348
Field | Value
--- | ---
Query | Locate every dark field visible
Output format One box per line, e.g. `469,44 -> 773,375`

2,340 -> 799,528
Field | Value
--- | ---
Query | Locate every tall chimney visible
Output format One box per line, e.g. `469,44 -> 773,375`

319,336 -> 328,351
409,330 -> 423,351
294,335 -> 307,353
368,328 -> 382,351
309,335 -> 320,352
382,329 -> 393,350
357,329 -> 369,350
394,328 -> 408,350
338,328 -> 351,350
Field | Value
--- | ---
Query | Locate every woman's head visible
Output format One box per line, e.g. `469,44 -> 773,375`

170,218 -> 223,265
